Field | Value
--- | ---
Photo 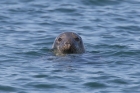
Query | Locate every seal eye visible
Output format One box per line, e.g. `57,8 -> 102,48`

75,37 -> 79,41
58,38 -> 62,42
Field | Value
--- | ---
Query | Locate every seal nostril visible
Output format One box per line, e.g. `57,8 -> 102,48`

65,41 -> 70,44
64,42 -> 71,48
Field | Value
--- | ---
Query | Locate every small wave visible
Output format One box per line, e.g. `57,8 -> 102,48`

84,82 -> 107,88
81,0 -> 124,6
0,85 -> 17,92
26,82 -> 67,89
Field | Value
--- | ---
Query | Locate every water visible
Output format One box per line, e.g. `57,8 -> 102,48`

0,0 -> 140,93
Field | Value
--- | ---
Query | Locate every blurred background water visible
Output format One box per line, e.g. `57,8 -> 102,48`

0,0 -> 140,93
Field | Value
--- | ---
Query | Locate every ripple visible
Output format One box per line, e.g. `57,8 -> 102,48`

24,51 -> 42,56
81,0 -> 124,6
34,84 -> 66,89
84,82 -> 107,88
112,50 -> 140,57
0,0 -> 140,93
50,8 -> 77,13
26,82 -> 67,89
0,85 -> 17,92
116,25 -> 140,31
32,74 -> 48,78
108,79 -> 129,84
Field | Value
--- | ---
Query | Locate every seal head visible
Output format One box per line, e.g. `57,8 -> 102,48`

52,32 -> 85,55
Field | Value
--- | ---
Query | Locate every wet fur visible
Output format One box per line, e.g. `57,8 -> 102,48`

52,32 -> 85,55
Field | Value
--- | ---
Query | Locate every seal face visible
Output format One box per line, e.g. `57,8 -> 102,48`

52,32 -> 85,55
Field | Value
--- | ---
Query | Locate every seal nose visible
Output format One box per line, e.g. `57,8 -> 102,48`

65,41 -> 70,44
64,41 -> 71,49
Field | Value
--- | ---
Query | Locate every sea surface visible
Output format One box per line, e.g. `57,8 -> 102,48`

0,0 -> 140,93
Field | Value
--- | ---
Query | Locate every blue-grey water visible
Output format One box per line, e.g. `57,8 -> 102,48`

0,0 -> 140,93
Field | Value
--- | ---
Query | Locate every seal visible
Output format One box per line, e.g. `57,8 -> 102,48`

52,32 -> 85,55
